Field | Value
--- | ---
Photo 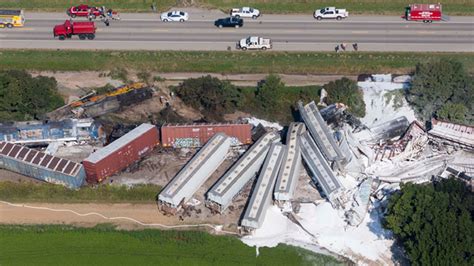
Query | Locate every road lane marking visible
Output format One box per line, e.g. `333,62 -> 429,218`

416,31 -> 436,35
351,31 -> 369,34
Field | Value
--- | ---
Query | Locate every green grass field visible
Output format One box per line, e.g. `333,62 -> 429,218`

1,50 -> 473,75
0,224 -> 344,266
0,0 -> 472,15
0,181 -> 160,203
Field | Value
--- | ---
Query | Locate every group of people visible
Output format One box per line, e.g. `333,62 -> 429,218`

88,6 -> 120,26
335,43 -> 358,53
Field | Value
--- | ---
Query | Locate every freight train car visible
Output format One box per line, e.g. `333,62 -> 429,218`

0,119 -> 104,145
83,123 -> 159,183
161,123 -> 252,148
0,141 -> 85,188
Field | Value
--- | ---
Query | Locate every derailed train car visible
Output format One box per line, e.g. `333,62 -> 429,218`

0,141 -> 86,188
0,119 -> 104,145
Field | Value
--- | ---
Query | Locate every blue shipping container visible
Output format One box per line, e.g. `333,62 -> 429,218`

0,142 -> 85,189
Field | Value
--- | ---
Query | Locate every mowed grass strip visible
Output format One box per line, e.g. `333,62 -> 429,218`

1,50 -> 473,75
0,181 -> 160,203
0,224 -> 344,266
0,0 -> 472,15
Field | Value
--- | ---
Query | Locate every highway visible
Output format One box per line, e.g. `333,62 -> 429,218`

1,11 -> 473,52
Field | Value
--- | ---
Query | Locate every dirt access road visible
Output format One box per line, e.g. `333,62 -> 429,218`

0,201 -> 237,233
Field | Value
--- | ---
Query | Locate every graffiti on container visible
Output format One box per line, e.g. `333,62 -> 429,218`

138,147 -> 150,156
44,177 -> 70,188
173,138 -> 201,148
229,137 -> 242,146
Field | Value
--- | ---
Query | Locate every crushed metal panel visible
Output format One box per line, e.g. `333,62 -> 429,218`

429,119 -> 474,150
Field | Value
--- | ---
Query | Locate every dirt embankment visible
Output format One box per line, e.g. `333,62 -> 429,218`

0,201 -> 234,232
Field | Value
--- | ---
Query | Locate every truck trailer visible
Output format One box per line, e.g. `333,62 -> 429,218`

403,3 -> 442,23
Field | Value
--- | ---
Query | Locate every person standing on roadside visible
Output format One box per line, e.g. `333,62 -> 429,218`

341,43 -> 346,51
335,44 -> 340,53
353,43 -> 358,51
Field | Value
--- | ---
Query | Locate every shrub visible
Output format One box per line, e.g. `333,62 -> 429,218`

174,75 -> 242,121
384,178 -> 473,265
0,70 -> 64,121
137,71 -> 151,84
109,68 -> 129,83
437,103 -> 468,124
323,77 -> 366,117
407,60 -> 473,124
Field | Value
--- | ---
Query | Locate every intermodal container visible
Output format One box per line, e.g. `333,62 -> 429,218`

161,123 -> 252,148
0,142 -> 86,189
83,123 -> 159,183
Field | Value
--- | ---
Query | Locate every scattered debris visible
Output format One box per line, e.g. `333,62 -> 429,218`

428,118 -> 474,150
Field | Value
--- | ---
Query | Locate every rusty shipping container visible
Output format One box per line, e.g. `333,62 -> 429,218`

161,123 -> 252,148
0,141 -> 86,189
83,123 -> 159,183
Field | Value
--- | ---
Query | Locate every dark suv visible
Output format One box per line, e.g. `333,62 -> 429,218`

214,17 -> 244,28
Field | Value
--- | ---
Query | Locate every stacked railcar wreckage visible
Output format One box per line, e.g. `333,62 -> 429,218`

240,143 -> 286,233
299,132 -> 344,207
297,101 -> 347,166
158,133 -> 231,214
206,131 -> 281,213
273,123 -> 306,207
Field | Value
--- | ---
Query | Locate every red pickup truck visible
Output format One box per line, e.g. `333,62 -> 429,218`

53,20 -> 96,40
67,5 -> 102,19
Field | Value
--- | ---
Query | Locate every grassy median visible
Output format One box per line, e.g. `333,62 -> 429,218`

0,181 -> 160,203
1,50 -> 473,75
0,0 -> 472,15
0,224 -> 344,265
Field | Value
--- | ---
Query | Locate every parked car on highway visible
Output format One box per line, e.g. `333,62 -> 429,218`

230,7 -> 260,19
314,7 -> 349,20
160,11 -> 189,22
237,36 -> 272,50
214,17 -> 243,28
67,4 -> 102,19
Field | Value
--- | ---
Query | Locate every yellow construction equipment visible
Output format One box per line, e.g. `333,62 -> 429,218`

70,83 -> 146,108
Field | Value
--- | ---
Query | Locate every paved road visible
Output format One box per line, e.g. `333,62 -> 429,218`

1,11 -> 473,52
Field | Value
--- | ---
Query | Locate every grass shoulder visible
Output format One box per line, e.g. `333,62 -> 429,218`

1,50 -> 473,75
0,181 -> 160,204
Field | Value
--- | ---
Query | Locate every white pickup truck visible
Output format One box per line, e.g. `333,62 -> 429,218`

237,36 -> 271,50
230,7 -> 260,19
314,7 -> 349,20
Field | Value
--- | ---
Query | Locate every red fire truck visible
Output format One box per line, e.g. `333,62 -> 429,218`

403,3 -> 442,23
67,5 -> 102,19
53,20 -> 96,40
